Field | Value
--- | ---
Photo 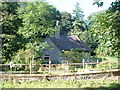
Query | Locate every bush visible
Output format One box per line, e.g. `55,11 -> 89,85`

61,50 -> 91,63
89,56 -> 106,62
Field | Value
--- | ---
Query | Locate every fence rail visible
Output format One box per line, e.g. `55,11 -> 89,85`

1,69 -> 120,81
0,61 -> 119,66
0,61 -> 119,74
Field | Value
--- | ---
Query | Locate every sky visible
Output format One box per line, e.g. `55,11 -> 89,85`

46,0 -> 115,19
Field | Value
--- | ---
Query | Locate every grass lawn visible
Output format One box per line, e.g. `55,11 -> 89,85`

1,77 -> 120,88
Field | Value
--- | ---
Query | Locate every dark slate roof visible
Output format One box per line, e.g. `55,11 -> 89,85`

50,35 -> 92,52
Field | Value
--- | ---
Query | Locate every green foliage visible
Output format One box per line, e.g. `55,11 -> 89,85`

12,42 -> 48,64
2,1 -> 119,65
93,0 -> 103,7
1,2 -> 61,64
60,3 -> 87,36
16,2 -> 61,63
109,1 -> 120,12
12,49 -> 34,64
1,2 -> 21,34
96,56 -> 119,70
60,12 -> 73,35
1,79 -> 119,88
1,2 -> 23,63
96,61 -> 119,70
86,1 -> 120,56
18,2 -> 60,39
89,2 -> 120,57
73,2 -> 84,19
61,49 -> 90,63
79,31 -> 99,50
70,20 -> 87,35
108,83 -> 120,89
89,56 -> 104,62
70,2 -> 87,35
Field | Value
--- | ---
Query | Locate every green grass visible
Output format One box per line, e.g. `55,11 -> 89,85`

1,79 -> 119,88
98,56 -> 118,62
95,56 -> 119,70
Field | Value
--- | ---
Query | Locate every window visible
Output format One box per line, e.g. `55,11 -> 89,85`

43,55 -> 50,61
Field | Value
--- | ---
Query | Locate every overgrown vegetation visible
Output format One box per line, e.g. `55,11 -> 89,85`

1,56 -> 118,73
1,79 -> 119,88
88,1 -> 120,57
96,56 -> 119,70
1,1 -> 119,65
1,1 -> 119,89
61,49 -> 90,63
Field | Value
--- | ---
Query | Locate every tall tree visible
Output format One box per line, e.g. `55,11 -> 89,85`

89,1 -> 120,57
1,2 -> 25,63
73,2 -> 84,20
17,2 -> 61,61
18,2 -> 60,39
70,2 -> 87,35
60,11 -> 73,35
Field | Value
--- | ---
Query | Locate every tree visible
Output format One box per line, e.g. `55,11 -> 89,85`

70,2 -> 87,35
18,2 -> 60,38
79,31 -> 99,51
61,49 -> 89,63
73,2 -> 84,20
60,11 -> 73,35
89,1 -> 120,57
1,2 -> 24,63
2,2 -> 21,35
17,2 -> 61,61
108,0 -> 120,12
93,0 -> 103,7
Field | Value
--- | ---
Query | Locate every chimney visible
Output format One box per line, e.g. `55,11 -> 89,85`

55,20 -> 60,38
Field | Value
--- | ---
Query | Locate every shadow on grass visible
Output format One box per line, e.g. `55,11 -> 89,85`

83,82 -> 120,90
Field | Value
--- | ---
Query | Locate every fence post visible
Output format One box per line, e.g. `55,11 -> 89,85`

10,61 -> 14,74
109,61 -> 111,70
30,60 -> 32,75
10,66 -> 12,74
109,61 -> 113,77
83,59 -> 85,70
97,60 -> 99,64
66,61 -> 69,72
31,55 -> 34,73
49,60 -> 51,74
97,60 -> 99,71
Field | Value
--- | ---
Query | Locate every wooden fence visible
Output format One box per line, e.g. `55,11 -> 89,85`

0,61 -> 119,74
1,69 -> 120,81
